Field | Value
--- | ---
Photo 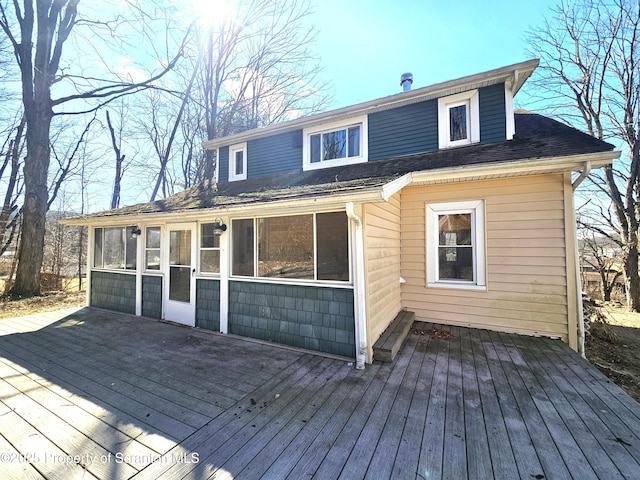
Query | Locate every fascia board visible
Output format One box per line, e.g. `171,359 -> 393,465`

408,150 -> 620,185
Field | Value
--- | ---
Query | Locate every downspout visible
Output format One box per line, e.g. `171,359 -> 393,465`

346,202 -> 367,369
572,161 -> 591,357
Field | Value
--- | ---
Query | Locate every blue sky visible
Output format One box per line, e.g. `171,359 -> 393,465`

309,0 -> 559,109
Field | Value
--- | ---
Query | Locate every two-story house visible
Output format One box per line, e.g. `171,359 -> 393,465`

66,59 -> 619,364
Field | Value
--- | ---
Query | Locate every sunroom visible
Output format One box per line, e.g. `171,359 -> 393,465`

84,200 -> 362,360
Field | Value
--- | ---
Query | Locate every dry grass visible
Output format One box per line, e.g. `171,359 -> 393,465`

585,303 -> 640,403
604,308 -> 640,328
0,291 -> 86,319
0,276 -> 86,319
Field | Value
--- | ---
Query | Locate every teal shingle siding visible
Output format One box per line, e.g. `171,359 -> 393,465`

228,281 -> 355,357
368,99 -> 439,161
247,130 -> 302,178
196,278 -> 221,331
218,146 -> 229,182
142,275 -> 162,319
90,271 -> 136,314
479,84 -> 507,144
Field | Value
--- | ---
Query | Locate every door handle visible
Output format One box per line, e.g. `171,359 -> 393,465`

192,268 -> 196,277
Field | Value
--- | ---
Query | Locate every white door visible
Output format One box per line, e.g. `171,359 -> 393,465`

164,223 -> 196,325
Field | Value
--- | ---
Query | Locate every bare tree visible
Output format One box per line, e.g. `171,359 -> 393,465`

105,109 -> 127,209
526,0 -> 640,310
0,0 -> 189,297
188,0 -> 329,183
0,114 -> 24,256
579,226 -> 623,301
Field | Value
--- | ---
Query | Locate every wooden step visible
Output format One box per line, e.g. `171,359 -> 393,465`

372,310 -> 415,362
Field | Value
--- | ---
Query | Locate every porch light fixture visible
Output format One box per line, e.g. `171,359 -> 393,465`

213,218 -> 227,236
130,226 -> 141,238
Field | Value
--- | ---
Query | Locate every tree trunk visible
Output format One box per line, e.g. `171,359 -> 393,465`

625,238 -> 640,311
600,270 -> 612,302
10,108 -> 52,297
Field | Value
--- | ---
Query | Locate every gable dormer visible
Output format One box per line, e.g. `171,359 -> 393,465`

206,59 -> 538,183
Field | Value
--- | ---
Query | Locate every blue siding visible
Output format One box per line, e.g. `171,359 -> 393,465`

368,100 -> 439,161
248,130 -> 302,178
218,146 -> 229,182
215,83 -> 507,177
479,84 -> 506,144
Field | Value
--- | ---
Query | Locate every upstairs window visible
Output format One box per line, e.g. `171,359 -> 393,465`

228,142 -> 247,181
303,116 -> 367,171
438,90 -> 479,149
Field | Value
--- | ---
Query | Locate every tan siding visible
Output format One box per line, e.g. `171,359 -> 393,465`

401,174 -> 571,341
363,194 -> 402,356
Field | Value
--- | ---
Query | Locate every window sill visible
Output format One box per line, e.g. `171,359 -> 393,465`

439,139 -> 479,150
427,282 -> 487,292
303,155 -> 366,171
91,268 -> 137,274
230,276 -> 353,289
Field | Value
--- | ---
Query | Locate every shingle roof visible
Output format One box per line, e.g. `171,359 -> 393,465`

81,112 -> 615,219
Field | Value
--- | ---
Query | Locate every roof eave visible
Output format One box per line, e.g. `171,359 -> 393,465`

407,150 -> 620,186
63,147 -> 617,227
202,59 -> 540,150
61,188 -> 388,226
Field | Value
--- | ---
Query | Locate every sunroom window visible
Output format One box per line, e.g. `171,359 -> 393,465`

231,212 -> 349,282
200,223 -> 221,273
145,226 -> 161,270
303,116 -> 367,171
93,227 -> 137,270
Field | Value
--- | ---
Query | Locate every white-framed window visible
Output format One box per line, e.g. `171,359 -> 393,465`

93,226 -> 137,271
145,226 -> 161,271
438,90 -> 480,149
228,142 -> 247,181
303,116 -> 368,171
199,223 -> 221,274
426,200 -> 486,289
231,212 -> 350,282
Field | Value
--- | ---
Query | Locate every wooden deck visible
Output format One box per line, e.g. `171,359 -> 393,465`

1,308 -> 640,479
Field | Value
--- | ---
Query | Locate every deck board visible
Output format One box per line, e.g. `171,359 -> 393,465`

417,324 -> 450,479
460,326 -> 494,479
338,336 -> 418,479
1,308 -> 640,479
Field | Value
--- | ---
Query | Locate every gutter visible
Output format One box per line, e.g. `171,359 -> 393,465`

572,160 -> 591,190
346,202 -> 368,369
572,161 -> 592,358
61,188 -> 388,226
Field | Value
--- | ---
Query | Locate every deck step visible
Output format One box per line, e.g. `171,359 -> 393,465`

373,310 -> 415,362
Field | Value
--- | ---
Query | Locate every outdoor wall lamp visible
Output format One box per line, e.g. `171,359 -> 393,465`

213,218 -> 227,236
130,226 -> 142,238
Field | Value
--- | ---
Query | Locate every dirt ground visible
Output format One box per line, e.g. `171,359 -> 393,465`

585,303 -> 640,403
